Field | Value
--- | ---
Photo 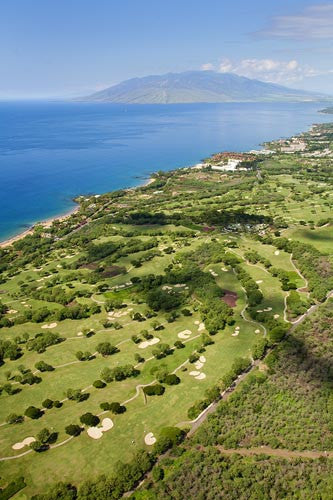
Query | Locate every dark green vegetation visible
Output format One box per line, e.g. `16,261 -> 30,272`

1,122 -> 333,498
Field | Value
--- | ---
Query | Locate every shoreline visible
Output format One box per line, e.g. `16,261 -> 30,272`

0,176 -> 154,249
0,204 -> 80,248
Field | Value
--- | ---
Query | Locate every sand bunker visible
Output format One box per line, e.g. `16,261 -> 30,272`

221,267 -> 228,272
199,356 -> 206,363
264,307 -> 272,312
198,322 -> 205,332
12,437 -> 36,450
87,418 -> 114,440
195,362 -> 203,370
274,314 -> 280,319
209,269 -> 218,277
255,329 -> 260,333
77,331 -> 83,336
113,308 -> 132,318
232,331 -> 239,337
8,309 -> 17,314
144,432 -> 156,446
189,371 -> 201,376
195,373 -> 206,380
274,250 -> 280,256
194,320 -> 200,325
138,337 -> 160,349
41,322 -> 57,329
256,280 -> 263,284
178,330 -> 192,339
57,264 -> 62,268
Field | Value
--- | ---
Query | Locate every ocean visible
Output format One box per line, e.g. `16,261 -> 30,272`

0,100 -> 331,242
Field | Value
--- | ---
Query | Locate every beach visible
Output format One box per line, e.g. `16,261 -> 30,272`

0,205 -> 79,248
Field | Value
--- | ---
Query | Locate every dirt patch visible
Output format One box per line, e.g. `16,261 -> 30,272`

298,287 -> 308,293
102,265 -> 126,278
221,289 -> 238,308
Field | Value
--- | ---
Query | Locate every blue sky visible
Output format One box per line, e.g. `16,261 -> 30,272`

1,0 -> 333,98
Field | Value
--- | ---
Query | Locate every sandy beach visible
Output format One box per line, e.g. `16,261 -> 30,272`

0,205 -> 79,249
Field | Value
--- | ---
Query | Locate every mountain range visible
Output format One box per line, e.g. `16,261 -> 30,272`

82,71 -> 327,104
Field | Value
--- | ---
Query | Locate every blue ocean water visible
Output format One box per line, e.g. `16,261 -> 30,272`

0,100 -> 331,242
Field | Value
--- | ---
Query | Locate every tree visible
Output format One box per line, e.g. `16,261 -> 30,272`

164,374 -> 180,385
93,379 -> 106,389
37,428 -> 51,444
80,413 -> 100,426
6,413 -> 23,424
109,402 -> 126,414
65,424 -> 82,436
35,360 -> 54,372
42,398 -> 54,409
25,406 -> 43,419
96,342 -> 118,356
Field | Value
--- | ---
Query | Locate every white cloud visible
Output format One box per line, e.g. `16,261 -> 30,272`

201,58 -> 321,84
258,3 -> 333,40
200,63 -> 214,71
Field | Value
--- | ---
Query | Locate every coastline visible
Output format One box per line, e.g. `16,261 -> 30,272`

0,204 -> 80,248
0,176 -> 155,249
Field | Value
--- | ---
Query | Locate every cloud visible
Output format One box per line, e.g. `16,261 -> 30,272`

200,63 -> 214,71
257,3 -> 333,40
201,58 -> 321,84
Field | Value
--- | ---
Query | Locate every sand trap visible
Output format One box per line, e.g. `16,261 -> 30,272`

144,432 -> 156,446
198,322 -> 205,332
232,332 -> 239,337
41,322 -> 57,329
274,250 -> 280,255
113,309 -> 131,318
21,301 -> 26,304
235,326 -> 240,330
194,320 -> 200,325
24,305 -> 29,308
195,362 -> 203,370
264,307 -> 272,312
255,329 -> 260,333
257,310 -> 263,313
138,337 -> 160,349
178,330 -> 192,339
12,437 -> 36,450
189,371 -> 201,376
77,331 -> 83,336
199,356 -> 206,363
221,267 -> 228,272
162,285 -> 172,291
36,278 -> 44,282
8,309 -> 17,314
195,373 -> 206,380
87,427 -> 103,439
37,286 -> 43,290
101,418 -> 113,431
209,269 -> 218,277
274,314 -> 280,319
65,255 -> 74,259
87,418 -> 114,440
256,280 -> 263,284
57,264 -> 62,268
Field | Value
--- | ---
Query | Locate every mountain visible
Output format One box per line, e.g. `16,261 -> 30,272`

82,71 -> 326,104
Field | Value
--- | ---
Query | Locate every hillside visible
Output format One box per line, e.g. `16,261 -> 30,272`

1,123 -> 333,498
82,71 -> 324,104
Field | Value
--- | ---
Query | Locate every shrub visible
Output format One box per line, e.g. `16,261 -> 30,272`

53,400 -> 62,408
152,467 -> 164,481
35,361 -> 54,372
37,428 -> 51,444
96,342 -> 118,356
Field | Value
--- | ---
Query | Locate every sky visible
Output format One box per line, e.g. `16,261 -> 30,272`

1,0 -> 333,98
